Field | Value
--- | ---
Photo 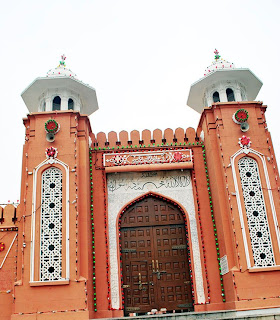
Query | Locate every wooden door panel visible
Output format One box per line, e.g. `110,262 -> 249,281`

152,224 -> 192,310
120,196 -> 193,314
130,260 -> 151,312
121,198 -> 184,228
121,225 -> 156,313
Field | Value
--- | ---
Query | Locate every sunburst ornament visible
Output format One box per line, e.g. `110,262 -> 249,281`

239,135 -> 251,148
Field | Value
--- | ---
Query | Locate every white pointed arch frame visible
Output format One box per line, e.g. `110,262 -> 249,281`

230,147 -> 280,269
106,170 -> 206,309
30,157 -> 70,283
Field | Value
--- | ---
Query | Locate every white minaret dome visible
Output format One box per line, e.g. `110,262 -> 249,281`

46,66 -> 78,79
46,55 -> 78,79
187,49 -> 263,113
204,50 -> 236,74
21,55 -> 98,115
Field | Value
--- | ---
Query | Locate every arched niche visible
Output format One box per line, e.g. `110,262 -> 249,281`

226,88 -> 235,102
68,98 -> 74,110
53,96 -> 61,111
106,170 -> 205,309
213,91 -> 220,103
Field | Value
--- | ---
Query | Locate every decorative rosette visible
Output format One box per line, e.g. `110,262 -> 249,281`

173,152 -> 183,162
233,109 -> 249,124
45,119 -> 59,133
239,135 -> 251,148
112,154 -> 127,165
0,242 -> 5,252
45,146 -> 58,159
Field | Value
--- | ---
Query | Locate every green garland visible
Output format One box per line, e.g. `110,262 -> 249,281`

202,143 -> 226,302
45,119 -> 59,133
93,141 -> 201,151
89,149 -> 97,312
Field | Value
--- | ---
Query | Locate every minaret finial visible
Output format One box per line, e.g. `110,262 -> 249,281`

214,49 -> 220,61
59,54 -> 66,67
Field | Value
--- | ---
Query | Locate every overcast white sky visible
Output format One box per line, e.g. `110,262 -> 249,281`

0,0 -> 279,203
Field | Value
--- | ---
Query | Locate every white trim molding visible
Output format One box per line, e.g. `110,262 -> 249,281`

107,170 -> 206,309
30,157 -> 70,282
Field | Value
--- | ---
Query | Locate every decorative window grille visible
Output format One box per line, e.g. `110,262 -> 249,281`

238,157 -> 275,267
40,167 -> 63,281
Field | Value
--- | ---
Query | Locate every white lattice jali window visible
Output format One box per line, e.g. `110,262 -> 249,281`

238,157 -> 275,267
40,167 -> 63,281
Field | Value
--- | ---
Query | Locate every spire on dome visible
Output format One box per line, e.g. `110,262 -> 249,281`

214,49 -> 220,61
59,54 -> 66,67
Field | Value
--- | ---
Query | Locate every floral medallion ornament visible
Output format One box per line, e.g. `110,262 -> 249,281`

239,135 -> 251,148
45,146 -> 58,159
0,242 -> 5,252
173,152 -> 183,162
45,119 -> 59,134
111,154 -> 126,166
233,109 -> 249,124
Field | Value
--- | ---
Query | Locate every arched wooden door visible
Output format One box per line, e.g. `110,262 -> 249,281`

120,196 -> 193,315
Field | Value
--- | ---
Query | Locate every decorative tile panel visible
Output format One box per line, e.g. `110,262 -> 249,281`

238,157 -> 275,267
40,167 -> 63,281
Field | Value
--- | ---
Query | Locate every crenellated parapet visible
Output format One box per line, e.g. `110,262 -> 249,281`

91,127 -> 199,149
0,204 -> 19,227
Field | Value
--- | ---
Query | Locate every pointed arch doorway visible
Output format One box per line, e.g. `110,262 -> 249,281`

119,194 -> 194,315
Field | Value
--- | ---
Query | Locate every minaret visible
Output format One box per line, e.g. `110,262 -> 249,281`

13,56 -> 98,320
21,54 -> 98,114
187,49 -> 262,111
188,51 -> 280,311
